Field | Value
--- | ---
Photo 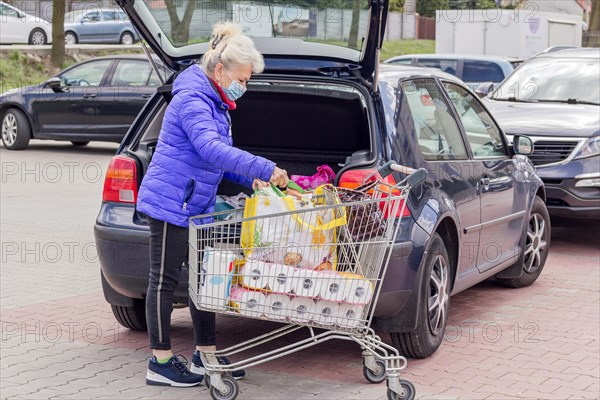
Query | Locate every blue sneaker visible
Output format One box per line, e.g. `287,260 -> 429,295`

191,350 -> 246,380
146,355 -> 204,387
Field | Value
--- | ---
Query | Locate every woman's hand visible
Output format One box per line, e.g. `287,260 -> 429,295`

252,179 -> 269,190
270,167 -> 289,188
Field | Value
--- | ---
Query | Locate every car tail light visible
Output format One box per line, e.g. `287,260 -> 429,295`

338,169 -> 410,218
102,156 -> 138,203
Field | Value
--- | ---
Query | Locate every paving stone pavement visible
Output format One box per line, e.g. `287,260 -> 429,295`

1,142 -> 599,400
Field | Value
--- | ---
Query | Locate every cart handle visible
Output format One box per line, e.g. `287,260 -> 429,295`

370,161 -> 428,188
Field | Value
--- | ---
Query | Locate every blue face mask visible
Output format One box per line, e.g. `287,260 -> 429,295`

222,70 -> 246,101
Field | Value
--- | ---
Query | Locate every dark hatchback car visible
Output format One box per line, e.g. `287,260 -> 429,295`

95,0 -> 550,359
483,48 -> 600,219
0,55 -> 163,150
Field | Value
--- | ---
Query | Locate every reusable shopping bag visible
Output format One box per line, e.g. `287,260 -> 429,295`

240,184 -> 346,269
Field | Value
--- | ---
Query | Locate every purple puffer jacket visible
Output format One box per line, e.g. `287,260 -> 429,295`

136,65 -> 275,227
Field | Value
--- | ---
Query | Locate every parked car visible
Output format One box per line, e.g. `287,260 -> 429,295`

64,8 -> 139,45
95,0 -> 550,359
0,55 -> 164,150
383,54 -> 517,90
0,1 -> 51,45
482,47 -> 600,219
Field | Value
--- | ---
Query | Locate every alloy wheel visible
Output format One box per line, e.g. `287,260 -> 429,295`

2,113 -> 17,146
31,30 -> 45,45
121,33 -> 134,45
428,255 -> 449,335
523,213 -> 547,274
65,33 -> 76,45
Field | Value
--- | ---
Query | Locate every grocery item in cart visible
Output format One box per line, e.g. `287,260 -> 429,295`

340,272 -> 374,305
290,165 -> 336,190
314,300 -> 340,326
289,296 -> 318,323
336,187 -> 387,242
237,260 -> 270,290
291,268 -> 320,297
241,184 -> 346,269
228,286 -> 266,317
263,293 -> 291,320
265,262 -> 295,294
336,303 -> 364,328
199,247 -> 238,311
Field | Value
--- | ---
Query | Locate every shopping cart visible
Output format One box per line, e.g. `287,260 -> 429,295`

188,162 -> 427,400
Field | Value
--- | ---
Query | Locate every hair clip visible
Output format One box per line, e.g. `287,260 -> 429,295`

211,34 -> 224,50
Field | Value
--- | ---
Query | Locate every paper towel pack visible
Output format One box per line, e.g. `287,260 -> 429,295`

199,247 -> 237,311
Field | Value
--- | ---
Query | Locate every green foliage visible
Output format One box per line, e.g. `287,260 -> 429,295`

449,0 -> 498,9
389,0 -> 405,12
417,0 -> 449,17
380,39 -> 435,60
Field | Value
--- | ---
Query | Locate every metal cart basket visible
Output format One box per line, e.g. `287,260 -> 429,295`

189,162 -> 426,400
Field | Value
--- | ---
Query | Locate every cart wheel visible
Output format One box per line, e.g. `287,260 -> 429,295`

209,375 -> 239,400
363,359 -> 386,383
387,380 -> 416,400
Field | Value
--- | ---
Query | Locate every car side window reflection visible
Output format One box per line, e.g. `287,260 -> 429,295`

59,60 -> 112,87
110,60 -> 156,86
443,82 -> 508,158
401,79 -> 468,161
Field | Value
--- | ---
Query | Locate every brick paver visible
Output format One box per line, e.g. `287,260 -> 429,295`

1,143 -> 599,400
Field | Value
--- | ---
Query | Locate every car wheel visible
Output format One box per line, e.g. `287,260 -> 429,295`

29,28 -> 47,45
65,31 -> 78,45
120,31 -> 134,45
111,301 -> 147,331
2,108 -> 31,150
496,196 -> 550,288
391,233 -> 451,359
71,141 -> 90,146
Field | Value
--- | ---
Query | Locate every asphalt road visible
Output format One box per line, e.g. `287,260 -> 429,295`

1,140 -> 599,400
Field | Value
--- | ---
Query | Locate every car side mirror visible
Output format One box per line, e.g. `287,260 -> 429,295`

81,17 -> 89,23
475,82 -> 497,98
45,77 -> 64,92
513,135 -> 533,156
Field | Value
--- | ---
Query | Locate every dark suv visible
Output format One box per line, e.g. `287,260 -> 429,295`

483,48 -> 600,219
95,0 -> 550,358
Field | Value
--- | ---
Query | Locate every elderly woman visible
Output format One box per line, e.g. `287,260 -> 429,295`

137,22 -> 288,387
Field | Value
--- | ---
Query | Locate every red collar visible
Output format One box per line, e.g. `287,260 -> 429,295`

208,77 -> 236,110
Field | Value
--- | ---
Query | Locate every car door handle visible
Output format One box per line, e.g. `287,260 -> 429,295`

83,93 -> 97,99
141,94 -> 152,99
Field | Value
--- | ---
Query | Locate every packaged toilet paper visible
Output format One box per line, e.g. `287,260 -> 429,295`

289,296 -> 318,323
263,293 -> 292,320
228,286 -> 266,318
266,262 -> 295,294
314,300 -> 340,326
335,303 -> 365,328
340,272 -> 374,305
238,260 -> 270,291
291,268 -> 320,298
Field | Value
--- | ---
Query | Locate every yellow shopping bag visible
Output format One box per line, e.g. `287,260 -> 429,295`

241,183 -> 346,270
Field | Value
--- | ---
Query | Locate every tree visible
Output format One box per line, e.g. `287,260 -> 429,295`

348,0 -> 361,48
164,0 -> 198,46
51,0 -> 65,67
417,0 -> 449,17
584,0 -> 599,47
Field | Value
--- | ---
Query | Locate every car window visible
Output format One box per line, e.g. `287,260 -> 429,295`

147,70 -> 162,86
1,4 -> 20,17
59,60 -> 112,87
462,61 -> 505,83
388,59 -> 412,65
401,79 -> 468,161
102,10 -> 117,21
110,60 -> 154,86
444,82 -> 507,158
416,59 -> 458,76
83,10 -> 100,22
118,11 -> 128,21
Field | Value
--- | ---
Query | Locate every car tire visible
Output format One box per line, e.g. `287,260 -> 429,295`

120,31 -> 135,45
111,301 -> 147,331
65,31 -> 78,45
390,233 -> 451,359
495,196 -> 550,288
29,28 -> 47,45
1,108 -> 31,150
71,141 -> 90,146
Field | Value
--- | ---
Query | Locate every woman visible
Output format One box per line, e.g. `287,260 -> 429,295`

137,22 -> 288,387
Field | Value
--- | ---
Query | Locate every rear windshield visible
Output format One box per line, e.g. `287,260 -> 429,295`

142,0 -> 370,50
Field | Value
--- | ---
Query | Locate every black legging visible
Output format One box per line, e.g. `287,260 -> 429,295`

145,215 -> 216,350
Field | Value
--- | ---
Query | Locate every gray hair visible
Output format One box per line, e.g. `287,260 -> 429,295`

201,21 -> 265,74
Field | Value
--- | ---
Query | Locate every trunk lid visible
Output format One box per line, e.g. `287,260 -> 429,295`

116,0 -> 387,81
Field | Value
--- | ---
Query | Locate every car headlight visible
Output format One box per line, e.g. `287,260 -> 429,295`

574,136 -> 600,159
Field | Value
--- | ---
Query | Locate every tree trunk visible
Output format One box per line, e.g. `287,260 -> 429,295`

585,1 -> 599,47
51,0 -> 65,68
165,0 -> 197,46
348,0 -> 361,48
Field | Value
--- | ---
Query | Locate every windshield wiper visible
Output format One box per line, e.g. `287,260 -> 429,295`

536,98 -> 600,106
493,96 -> 537,103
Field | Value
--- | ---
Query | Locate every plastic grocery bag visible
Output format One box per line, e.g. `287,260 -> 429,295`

290,165 -> 336,190
241,184 -> 346,269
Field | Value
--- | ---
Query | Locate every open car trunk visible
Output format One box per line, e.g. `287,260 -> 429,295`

133,79 -> 374,196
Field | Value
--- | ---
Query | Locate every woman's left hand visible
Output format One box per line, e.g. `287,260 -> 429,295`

252,179 -> 269,190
